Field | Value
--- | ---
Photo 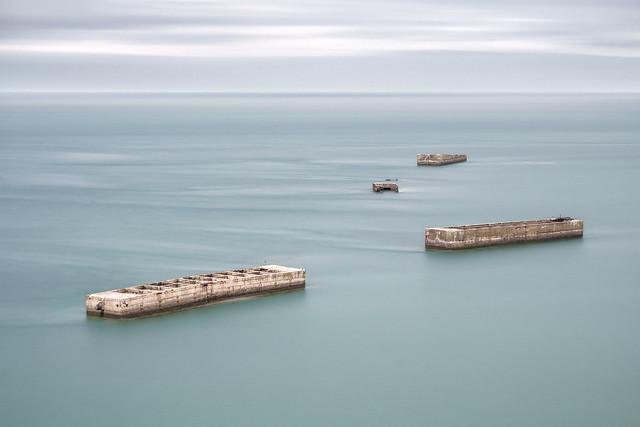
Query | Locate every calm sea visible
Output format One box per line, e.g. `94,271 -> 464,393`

1,93 -> 639,426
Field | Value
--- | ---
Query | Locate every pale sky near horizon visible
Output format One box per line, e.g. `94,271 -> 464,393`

1,0 -> 639,91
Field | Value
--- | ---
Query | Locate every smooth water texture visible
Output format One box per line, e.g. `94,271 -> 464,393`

1,93 -> 639,426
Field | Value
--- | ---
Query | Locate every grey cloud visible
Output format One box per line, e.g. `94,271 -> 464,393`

1,0 -> 639,90
2,0 -> 638,50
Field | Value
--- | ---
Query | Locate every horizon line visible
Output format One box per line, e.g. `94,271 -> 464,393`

2,89 -> 639,95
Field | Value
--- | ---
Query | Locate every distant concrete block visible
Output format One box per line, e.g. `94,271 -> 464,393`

417,154 -> 467,166
372,182 -> 399,192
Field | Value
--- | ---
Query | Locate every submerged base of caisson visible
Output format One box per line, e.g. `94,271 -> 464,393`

425,218 -> 583,250
86,265 -> 305,319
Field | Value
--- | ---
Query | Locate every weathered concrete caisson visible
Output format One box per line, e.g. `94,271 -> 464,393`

425,218 -> 583,250
86,265 -> 305,319
372,182 -> 399,192
417,154 -> 467,166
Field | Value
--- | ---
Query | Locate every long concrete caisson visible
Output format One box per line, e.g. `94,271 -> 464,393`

86,265 -> 305,319
425,218 -> 583,250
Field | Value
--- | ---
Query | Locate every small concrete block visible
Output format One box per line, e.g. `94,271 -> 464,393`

372,182 -> 399,192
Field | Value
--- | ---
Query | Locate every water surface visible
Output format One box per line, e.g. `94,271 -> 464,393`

1,93 -> 639,426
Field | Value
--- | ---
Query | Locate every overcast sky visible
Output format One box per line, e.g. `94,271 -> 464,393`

1,0 -> 639,91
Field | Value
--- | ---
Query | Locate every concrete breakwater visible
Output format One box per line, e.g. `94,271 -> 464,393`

86,265 -> 305,319
372,182 -> 399,192
425,218 -> 583,250
417,154 -> 467,166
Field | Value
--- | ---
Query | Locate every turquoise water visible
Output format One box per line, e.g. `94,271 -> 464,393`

1,93 -> 639,426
